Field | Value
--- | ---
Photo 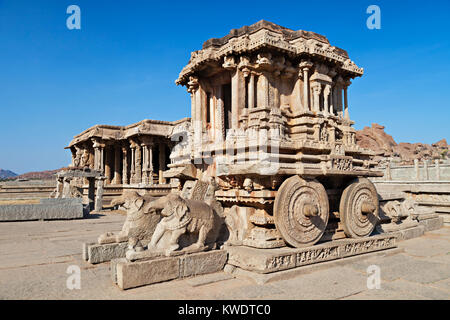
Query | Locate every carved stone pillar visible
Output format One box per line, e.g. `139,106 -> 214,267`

385,162 -> 392,181
414,159 -> 420,181
104,146 -> 112,184
231,69 -> 243,129
311,83 -> 322,112
215,85 -> 225,141
187,76 -> 199,127
129,139 -> 141,184
158,143 -> 166,184
435,159 -> 441,181
323,84 -> 331,116
122,145 -> 128,184
113,145 -> 121,184
336,76 -> 344,117
257,72 -> 270,110
344,80 -> 351,120
248,73 -> 255,109
300,61 -> 313,111
134,142 -> 142,184
94,177 -> 105,212
141,137 -> 153,185
92,138 -> 105,172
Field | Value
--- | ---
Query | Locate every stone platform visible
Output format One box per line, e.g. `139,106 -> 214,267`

83,242 -> 128,264
111,250 -> 228,290
0,198 -> 84,221
225,234 -> 397,274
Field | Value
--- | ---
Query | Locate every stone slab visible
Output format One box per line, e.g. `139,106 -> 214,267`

418,217 -> 444,232
0,198 -> 83,221
84,242 -> 128,264
180,250 -> 228,277
117,256 -> 180,290
112,250 -> 228,290
225,234 -> 397,274
391,225 -> 425,241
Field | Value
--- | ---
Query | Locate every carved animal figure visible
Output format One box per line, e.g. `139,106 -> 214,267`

98,191 -> 160,251
147,193 -> 223,253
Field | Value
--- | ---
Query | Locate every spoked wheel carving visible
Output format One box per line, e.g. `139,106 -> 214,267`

339,177 -> 379,238
274,175 -> 329,248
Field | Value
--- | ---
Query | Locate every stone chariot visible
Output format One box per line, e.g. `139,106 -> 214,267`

168,20 -> 384,250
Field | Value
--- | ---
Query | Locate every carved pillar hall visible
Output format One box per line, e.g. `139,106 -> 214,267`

158,143 -> 166,184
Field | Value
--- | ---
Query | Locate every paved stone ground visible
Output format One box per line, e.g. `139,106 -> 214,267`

0,213 -> 449,300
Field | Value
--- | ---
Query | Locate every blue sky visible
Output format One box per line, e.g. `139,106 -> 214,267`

0,0 -> 449,174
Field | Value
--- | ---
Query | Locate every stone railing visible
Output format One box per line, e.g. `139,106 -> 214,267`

373,159 -> 450,182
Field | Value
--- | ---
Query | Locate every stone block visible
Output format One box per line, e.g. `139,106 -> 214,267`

226,234 -> 397,274
112,249 -> 228,290
0,198 -> 83,221
86,242 -> 128,264
392,225 -> 425,241
116,257 -> 180,290
180,250 -> 227,277
419,217 -> 444,232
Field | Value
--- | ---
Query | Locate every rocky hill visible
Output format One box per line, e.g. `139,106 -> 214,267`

356,123 -> 449,164
0,169 -> 18,179
14,169 -> 62,180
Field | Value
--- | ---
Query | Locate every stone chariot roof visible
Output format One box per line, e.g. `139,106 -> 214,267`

176,20 -> 363,86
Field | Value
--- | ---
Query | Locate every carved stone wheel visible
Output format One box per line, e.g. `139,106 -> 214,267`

339,177 -> 379,238
274,175 -> 329,248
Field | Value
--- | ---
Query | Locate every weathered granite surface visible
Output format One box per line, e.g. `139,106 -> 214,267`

0,198 -> 83,221
83,242 -> 129,264
112,250 -> 228,290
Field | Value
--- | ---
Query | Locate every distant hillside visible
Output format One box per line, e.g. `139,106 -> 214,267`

14,168 -> 62,180
0,169 -> 18,179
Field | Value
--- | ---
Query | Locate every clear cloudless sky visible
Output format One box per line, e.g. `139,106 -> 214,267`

0,0 -> 449,174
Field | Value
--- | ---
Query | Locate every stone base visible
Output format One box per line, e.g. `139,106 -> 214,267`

83,242 -> 128,264
225,234 -> 397,274
224,247 -> 404,285
111,250 -> 228,290
0,198 -> 83,221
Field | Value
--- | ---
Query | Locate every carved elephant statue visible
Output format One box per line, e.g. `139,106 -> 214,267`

97,191 -> 161,251
146,193 -> 223,254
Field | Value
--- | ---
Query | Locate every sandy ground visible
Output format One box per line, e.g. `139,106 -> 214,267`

0,213 -> 449,300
